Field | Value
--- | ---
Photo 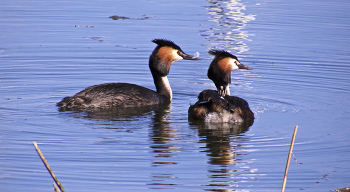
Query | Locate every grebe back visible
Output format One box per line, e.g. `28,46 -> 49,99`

57,39 -> 200,109
188,50 -> 254,123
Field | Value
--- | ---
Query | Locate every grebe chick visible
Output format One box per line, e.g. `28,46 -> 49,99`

188,50 -> 254,123
57,39 -> 200,109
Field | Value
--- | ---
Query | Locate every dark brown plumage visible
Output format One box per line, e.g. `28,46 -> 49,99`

57,39 -> 200,109
188,50 -> 254,123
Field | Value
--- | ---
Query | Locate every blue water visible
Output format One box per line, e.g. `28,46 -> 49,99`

1,0 -> 350,191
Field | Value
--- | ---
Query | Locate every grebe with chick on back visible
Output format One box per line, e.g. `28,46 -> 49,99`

188,50 -> 254,123
57,39 -> 200,109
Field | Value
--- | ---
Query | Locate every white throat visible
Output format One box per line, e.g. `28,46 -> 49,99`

225,86 -> 230,96
160,76 -> 172,101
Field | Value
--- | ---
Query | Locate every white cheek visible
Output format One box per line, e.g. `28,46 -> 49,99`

230,59 -> 239,70
172,50 -> 183,61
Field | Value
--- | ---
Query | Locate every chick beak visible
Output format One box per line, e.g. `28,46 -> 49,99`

178,51 -> 201,60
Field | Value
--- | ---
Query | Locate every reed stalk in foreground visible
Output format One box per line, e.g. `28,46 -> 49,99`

281,125 -> 298,192
33,141 -> 66,192
53,182 -> 60,192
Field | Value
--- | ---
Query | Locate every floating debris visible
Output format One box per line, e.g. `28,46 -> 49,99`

109,15 -> 130,20
115,45 -> 137,49
83,36 -> 104,42
75,25 -> 95,28
193,52 -> 200,59
109,15 -> 151,20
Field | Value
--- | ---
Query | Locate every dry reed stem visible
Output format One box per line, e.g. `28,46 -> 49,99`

53,182 -> 60,192
281,125 -> 298,192
33,141 -> 66,192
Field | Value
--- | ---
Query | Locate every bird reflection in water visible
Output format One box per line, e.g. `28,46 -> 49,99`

58,105 -> 161,121
148,105 -> 178,166
147,105 -> 181,188
190,120 -> 254,190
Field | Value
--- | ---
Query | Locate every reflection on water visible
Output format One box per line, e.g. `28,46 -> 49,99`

191,121 -> 254,191
149,105 -> 176,166
198,124 -> 248,165
60,104 -> 178,187
59,102 -> 256,191
201,0 -> 256,53
58,105 -> 161,121
148,105 -> 182,188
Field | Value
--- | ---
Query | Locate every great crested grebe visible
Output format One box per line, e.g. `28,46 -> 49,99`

188,50 -> 254,123
57,39 -> 200,109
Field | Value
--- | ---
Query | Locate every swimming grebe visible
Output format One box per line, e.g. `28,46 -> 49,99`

57,39 -> 200,109
188,50 -> 254,123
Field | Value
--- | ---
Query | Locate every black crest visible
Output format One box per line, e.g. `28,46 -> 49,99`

208,49 -> 238,60
152,39 -> 182,51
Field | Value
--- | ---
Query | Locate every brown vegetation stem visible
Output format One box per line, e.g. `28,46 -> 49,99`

281,125 -> 298,192
33,141 -> 66,192
53,182 -> 60,192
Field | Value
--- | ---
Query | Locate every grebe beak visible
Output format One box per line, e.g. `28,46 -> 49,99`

178,51 -> 201,60
237,62 -> 253,70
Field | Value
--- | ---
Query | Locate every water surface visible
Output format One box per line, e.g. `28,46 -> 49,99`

1,0 -> 349,191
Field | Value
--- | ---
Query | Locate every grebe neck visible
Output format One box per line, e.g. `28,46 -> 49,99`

152,74 -> 172,102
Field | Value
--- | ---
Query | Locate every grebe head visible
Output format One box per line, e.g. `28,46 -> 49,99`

207,50 -> 252,96
152,39 -> 201,61
208,49 -> 252,71
150,39 -> 200,76
149,39 -> 200,102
